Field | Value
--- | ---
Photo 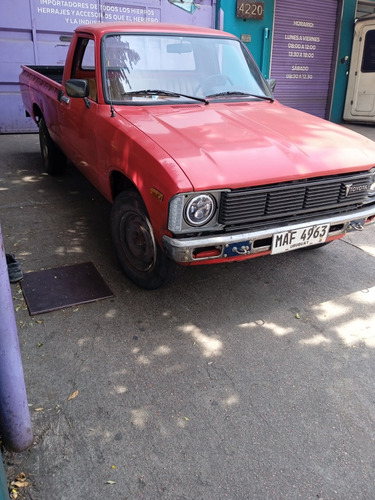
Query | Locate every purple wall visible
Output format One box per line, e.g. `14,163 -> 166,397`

0,0 -> 215,133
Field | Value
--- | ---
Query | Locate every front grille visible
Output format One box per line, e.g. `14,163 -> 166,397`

219,171 -> 372,231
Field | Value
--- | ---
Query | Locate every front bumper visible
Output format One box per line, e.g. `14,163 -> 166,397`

162,204 -> 375,263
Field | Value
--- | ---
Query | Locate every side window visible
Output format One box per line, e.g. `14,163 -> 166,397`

71,37 -> 97,101
81,39 -> 95,70
362,30 -> 375,73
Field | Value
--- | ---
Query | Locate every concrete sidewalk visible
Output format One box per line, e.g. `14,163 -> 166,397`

1,122 -> 375,500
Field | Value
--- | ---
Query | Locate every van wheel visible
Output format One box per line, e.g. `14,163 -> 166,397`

39,117 -> 66,175
111,190 -> 182,289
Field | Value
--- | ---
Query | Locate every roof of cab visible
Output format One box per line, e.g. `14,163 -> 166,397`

75,22 -> 235,39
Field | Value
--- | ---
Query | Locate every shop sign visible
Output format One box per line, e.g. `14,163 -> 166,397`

33,2 -> 161,28
236,1 -> 264,20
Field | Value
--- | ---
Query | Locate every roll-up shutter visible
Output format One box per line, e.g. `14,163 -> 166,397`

270,0 -> 338,119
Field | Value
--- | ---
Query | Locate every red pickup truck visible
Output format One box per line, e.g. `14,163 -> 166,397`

19,22 -> 375,289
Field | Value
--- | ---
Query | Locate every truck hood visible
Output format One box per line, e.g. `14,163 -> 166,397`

116,101 -> 375,191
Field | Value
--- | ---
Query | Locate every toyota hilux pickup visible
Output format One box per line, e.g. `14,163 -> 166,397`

19,22 -> 375,289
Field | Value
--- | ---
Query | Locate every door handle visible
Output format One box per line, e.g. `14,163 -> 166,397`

57,91 -> 70,104
61,95 -> 70,104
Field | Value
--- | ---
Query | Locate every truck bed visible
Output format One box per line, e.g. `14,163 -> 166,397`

22,66 -> 64,84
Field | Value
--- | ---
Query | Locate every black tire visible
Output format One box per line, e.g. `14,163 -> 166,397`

39,117 -> 66,175
111,190 -> 182,289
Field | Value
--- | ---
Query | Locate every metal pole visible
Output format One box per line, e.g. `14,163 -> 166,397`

0,224 -> 33,452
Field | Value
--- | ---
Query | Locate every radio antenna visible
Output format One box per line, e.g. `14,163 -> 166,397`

106,66 -> 116,118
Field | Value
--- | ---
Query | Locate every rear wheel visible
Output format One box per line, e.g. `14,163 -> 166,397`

39,117 -> 66,175
111,190 -> 182,289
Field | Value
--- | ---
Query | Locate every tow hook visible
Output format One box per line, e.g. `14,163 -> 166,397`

348,221 -> 364,231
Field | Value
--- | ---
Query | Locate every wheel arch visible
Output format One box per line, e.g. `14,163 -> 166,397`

110,170 -> 139,201
32,104 -> 43,124
109,169 -> 168,246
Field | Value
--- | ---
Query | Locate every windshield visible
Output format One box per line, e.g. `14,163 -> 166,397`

102,33 -> 272,104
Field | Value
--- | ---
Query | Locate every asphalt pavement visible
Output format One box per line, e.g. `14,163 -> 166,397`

1,122 -> 375,500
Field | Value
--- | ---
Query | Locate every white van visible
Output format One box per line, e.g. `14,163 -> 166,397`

344,14 -> 375,122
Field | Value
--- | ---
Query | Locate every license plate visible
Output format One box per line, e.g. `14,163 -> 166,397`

271,224 -> 329,255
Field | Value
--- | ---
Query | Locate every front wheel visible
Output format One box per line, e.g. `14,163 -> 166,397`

111,191 -> 182,289
39,117 -> 66,175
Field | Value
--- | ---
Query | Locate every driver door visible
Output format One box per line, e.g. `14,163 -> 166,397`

59,36 -> 99,182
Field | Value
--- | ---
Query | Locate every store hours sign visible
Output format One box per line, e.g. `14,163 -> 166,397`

271,0 -> 338,119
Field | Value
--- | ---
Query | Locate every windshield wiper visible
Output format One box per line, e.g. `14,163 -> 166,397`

206,91 -> 274,102
123,89 -> 209,105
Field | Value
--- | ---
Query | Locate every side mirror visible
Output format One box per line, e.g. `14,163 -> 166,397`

65,79 -> 89,98
267,78 -> 276,93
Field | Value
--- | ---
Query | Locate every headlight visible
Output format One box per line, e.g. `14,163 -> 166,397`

185,194 -> 216,226
369,168 -> 375,197
168,191 -> 223,233
368,172 -> 375,197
